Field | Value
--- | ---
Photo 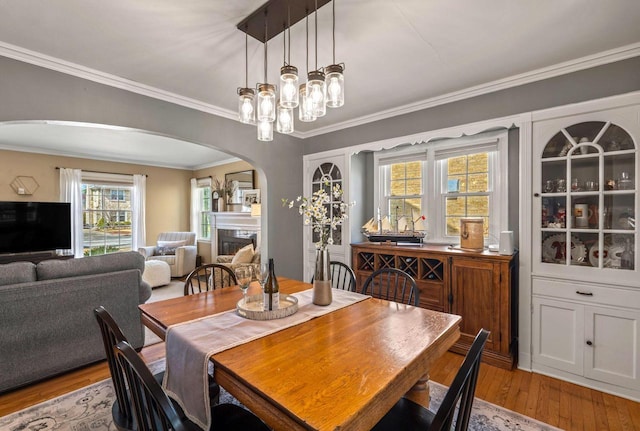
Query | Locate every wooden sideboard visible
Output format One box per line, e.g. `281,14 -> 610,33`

351,242 -> 518,369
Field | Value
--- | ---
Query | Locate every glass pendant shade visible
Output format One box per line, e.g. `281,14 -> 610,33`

257,83 -> 276,122
298,84 -> 316,122
325,64 -> 344,108
279,65 -> 299,108
257,120 -> 273,141
237,88 -> 256,124
276,101 -> 294,134
306,70 -> 327,118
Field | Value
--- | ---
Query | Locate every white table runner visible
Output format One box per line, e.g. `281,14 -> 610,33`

163,288 -> 369,429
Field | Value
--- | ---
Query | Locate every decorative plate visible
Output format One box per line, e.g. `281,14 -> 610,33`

542,234 -> 586,264
588,245 -> 611,268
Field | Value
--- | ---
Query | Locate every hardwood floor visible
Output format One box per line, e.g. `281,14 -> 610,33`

1,344 -> 639,431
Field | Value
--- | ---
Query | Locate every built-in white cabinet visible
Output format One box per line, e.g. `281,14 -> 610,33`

531,95 -> 640,401
532,279 -> 640,393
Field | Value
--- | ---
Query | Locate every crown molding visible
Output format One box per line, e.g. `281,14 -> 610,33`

1,41 -> 639,140
297,42 -> 640,138
0,41 -> 238,121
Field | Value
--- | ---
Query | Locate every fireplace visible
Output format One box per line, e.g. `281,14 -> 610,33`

218,229 -> 257,255
209,212 -> 260,259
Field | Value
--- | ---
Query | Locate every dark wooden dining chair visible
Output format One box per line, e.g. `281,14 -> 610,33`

371,329 -> 489,431
113,340 -> 270,431
184,263 -> 237,295
361,267 -> 420,306
310,261 -> 357,291
94,306 -> 221,430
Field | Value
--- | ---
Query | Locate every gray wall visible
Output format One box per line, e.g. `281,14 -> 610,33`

0,56 -> 305,279
2,55 -> 639,280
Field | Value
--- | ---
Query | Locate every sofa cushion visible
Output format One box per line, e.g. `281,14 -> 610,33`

0,261 -> 37,286
37,251 -> 145,280
232,244 -> 254,264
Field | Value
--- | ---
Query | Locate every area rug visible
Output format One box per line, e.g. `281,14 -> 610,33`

0,359 -> 562,431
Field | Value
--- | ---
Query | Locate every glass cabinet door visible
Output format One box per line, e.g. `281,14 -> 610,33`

540,121 -> 636,270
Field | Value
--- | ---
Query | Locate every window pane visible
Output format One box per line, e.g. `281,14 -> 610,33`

467,196 -> 489,216
448,175 -> 466,192
446,217 -> 461,236
468,173 -> 488,192
405,161 -> 422,179
448,156 -> 467,175
406,179 -> 422,195
468,153 -> 488,173
446,196 -> 466,216
390,164 -> 405,180
390,179 -> 405,196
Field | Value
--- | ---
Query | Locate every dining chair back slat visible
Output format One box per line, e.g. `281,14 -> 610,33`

361,267 -> 420,306
184,263 -> 237,295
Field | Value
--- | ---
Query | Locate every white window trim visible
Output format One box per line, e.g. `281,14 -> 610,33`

374,130 -> 508,245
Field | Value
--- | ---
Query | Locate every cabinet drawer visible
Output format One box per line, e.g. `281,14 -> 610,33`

533,277 -> 640,309
417,281 -> 446,311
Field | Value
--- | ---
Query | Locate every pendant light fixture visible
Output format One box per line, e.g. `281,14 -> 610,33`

256,10 -> 274,141
299,11 -> 316,122
236,0 -> 342,140
279,3 -> 298,109
325,0 -> 344,108
237,30 -> 256,124
306,0 -> 327,118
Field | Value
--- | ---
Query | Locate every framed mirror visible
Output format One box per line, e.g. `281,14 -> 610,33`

225,170 -> 256,204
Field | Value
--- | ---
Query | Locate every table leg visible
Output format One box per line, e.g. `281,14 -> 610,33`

403,373 -> 430,408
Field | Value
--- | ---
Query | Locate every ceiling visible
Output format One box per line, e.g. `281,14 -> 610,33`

0,0 -> 639,169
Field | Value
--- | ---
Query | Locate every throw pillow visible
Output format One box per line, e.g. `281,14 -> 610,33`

155,246 -> 176,256
157,240 -> 186,248
231,244 -> 254,264
251,250 -> 261,264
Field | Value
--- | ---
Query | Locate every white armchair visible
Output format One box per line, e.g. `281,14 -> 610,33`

138,232 -> 197,277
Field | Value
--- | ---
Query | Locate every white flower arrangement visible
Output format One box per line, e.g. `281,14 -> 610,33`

283,182 -> 354,249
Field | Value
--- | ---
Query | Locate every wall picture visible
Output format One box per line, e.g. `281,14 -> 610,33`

242,189 -> 260,211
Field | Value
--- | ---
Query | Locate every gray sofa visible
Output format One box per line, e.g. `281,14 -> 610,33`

0,251 -> 151,393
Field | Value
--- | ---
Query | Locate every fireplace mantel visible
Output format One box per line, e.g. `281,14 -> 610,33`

209,212 -> 261,258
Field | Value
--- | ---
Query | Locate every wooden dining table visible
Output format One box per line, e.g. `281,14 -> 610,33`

139,277 -> 461,431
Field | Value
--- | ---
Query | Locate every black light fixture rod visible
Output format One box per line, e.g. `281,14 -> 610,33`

263,9 -> 268,82
332,0 -> 336,63
314,0 -> 318,70
287,1 -> 291,65
245,29 -> 249,88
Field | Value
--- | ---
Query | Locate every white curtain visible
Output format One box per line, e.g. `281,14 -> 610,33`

59,168 -> 84,258
190,178 -> 199,237
132,174 -> 146,250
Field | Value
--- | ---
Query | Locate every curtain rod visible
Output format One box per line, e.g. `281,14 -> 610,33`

196,175 -> 213,180
56,167 -> 148,177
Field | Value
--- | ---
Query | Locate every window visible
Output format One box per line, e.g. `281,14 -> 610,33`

312,162 -> 343,245
382,161 -> 423,224
375,131 -> 507,244
441,152 -> 491,238
82,184 -> 133,256
199,186 -> 212,240
191,177 -> 212,240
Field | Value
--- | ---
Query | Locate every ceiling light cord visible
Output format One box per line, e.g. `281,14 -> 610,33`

263,9 -> 268,83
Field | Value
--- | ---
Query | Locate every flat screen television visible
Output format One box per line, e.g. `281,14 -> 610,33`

0,201 -> 72,255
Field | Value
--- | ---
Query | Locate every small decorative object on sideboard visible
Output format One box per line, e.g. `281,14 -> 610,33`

459,218 -> 484,251
361,208 -> 426,244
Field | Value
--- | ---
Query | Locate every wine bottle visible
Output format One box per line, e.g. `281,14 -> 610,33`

262,258 -> 280,311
